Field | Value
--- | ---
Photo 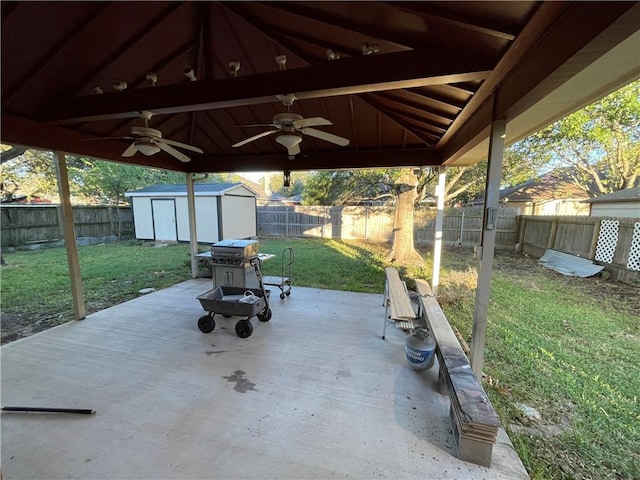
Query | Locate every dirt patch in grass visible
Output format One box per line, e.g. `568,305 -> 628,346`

1,302 -> 110,344
495,249 -> 640,321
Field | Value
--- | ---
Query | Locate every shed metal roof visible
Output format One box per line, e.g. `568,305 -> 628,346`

125,182 -> 255,196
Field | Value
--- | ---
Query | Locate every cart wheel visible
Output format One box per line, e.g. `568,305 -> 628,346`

198,315 -> 215,333
285,291 -> 291,296
235,320 -> 253,338
280,293 -> 285,300
257,308 -> 272,322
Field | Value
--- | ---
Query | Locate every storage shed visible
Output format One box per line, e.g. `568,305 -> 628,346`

125,183 -> 257,243
585,187 -> 640,218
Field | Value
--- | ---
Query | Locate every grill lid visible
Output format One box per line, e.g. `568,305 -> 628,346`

211,239 -> 259,258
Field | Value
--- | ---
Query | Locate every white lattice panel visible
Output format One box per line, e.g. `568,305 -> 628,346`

595,220 -> 619,264
627,222 -> 640,271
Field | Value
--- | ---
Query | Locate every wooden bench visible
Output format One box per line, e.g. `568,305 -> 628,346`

415,279 -> 501,468
382,267 -> 423,339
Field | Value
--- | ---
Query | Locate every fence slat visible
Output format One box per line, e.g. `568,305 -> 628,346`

1,205 -> 134,247
257,205 -> 518,247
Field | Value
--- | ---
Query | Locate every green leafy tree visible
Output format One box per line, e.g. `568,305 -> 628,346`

267,171 -> 309,199
443,147 -> 536,205
69,159 -> 186,205
511,80 -> 640,195
302,169 -> 397,205
0,148 -> 61,202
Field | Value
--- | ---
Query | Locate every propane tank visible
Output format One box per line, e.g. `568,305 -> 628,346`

405,328 -> 436,370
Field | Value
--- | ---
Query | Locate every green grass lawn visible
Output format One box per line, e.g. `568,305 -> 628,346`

1,238 -> 638,479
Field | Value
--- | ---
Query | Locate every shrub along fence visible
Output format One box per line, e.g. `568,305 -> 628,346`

257,205 -> 519,248
1,205 -> 134,248
516,215 -> 640,284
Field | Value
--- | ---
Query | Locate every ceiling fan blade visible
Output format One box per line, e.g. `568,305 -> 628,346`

294,117 -> 332,128
301,128 -> 350,147
162,138 -> 203,154
232,130 -> 278,148
157,141 -> 191,162
233,123 -> 277,128
121,143 -> 138,157
79,136 -> 135,142
287,144 -> 301,156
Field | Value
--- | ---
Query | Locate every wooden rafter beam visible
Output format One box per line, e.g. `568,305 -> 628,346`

185,147 -> 443,174
43,48 -> 493,123
386,2 -> 519,41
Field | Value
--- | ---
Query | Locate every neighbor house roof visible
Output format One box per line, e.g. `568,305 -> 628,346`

469,174 -> 590,205
125,182 -> 257,197
583,187 -> 640,204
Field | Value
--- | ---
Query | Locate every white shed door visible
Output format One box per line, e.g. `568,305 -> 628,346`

152,199 -> 177,241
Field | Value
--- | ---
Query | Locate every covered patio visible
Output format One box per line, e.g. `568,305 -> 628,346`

1,279 -> 527,479
2,2 -> 639,477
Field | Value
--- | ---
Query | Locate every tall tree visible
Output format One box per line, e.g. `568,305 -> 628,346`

511,81 -> 640,195
386,168 -> 424,265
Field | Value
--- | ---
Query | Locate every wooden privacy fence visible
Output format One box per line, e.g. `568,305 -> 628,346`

1,205 -> 134,247
257,205 -> 518,247
517,215 -> 640,284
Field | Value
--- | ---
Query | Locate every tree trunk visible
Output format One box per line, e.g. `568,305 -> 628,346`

386,169 -> 424,265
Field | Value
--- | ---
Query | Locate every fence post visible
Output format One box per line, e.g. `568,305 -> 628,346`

589,220 -> 601,259
365,205 -> 369,242
548,218 -> 559,249
285,206 -> 289,237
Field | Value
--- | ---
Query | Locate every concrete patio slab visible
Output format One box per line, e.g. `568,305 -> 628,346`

1,279 -> 528,479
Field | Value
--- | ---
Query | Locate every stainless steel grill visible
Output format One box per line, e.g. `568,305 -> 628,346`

210,239 -> 259,265
210,239 -> 260,288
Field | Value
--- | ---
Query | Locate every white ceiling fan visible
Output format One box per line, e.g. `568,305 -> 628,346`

232,94 -> 350,156
94,111 -> 203,162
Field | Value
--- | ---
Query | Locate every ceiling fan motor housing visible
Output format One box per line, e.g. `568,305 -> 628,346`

131,126 -> 162,139
273,112 -> 303,127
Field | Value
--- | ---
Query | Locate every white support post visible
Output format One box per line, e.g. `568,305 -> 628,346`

186,172 -> 199,279
54,151 -> 86,320
470,117 -> 506,378
431,166 -> 447,295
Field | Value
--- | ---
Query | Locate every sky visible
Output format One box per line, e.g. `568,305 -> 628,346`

238,172 -> 265,183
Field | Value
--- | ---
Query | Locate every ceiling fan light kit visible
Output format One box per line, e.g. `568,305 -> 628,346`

276,134 -> 302,148
135,142 -> 161,156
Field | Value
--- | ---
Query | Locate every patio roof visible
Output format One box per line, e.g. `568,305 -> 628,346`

2,1 -> 639,173
0,279 -> 529,479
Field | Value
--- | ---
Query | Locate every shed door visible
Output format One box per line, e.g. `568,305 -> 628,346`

152,199 -> 177,241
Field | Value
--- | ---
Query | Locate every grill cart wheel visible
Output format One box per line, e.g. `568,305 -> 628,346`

235,319 -> 253,338
257,308 -> 272,322
279,293 -> 285,299
198,315 -> 215,333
